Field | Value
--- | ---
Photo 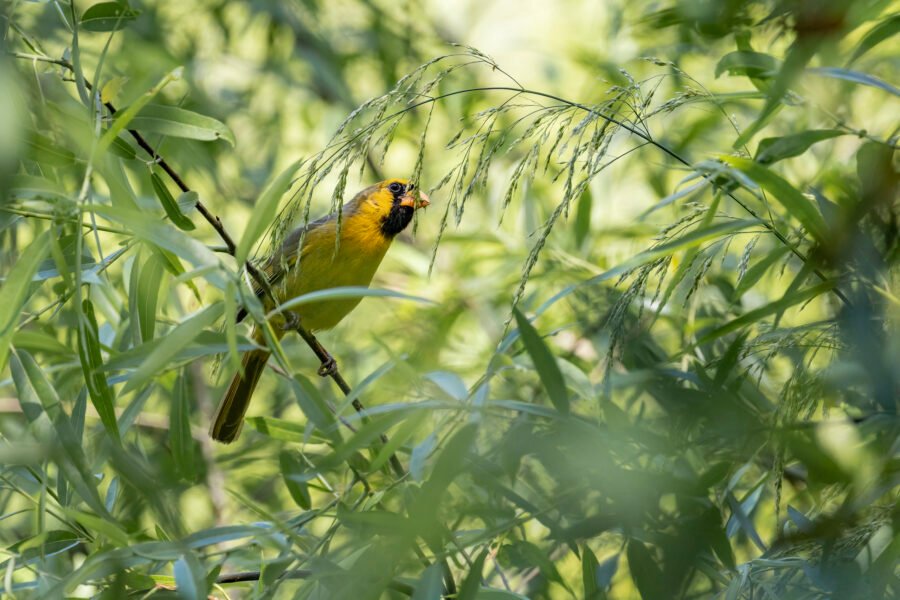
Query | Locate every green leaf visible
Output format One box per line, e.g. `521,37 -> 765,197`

715,51 -> 779,78
425,371 -> 468,401
0,230 -> 50,370
103,330 -> 255,372
534,219 -> 756,319
244,416 -> 309,442
807,66 -> 900,97
720,156 -> 828,243
457,548 -> 488,600
127,104 -> 235,145
174,552 -> 206,600
704,508 -> 735,570
271,286 -> 434,316
8,174 -> 72,202
290,374 -> 340,443
573,187 -> 592,248
640,180 -> 708,218
733,246 -> 790,299
368,410 -> 427,472
512,308 -> 569,414
64,509 -> 130,546
502,541 -> 568,590
474,591 -> 529,599
279,450 -> 312,510
10,351 -> 111,518
755,129 -> 845,164
122,303 -> 224,394
849,14 -> 900,64
88,205 -> 226,289
78,299 -> 121,442
725,490 -> 766,551
412,563 -> 444,600
318,411 -> 411,471
132,253 -> 164,344
94,68 -> 183,160
582,545 -> 603,600
713,332 -> 747,388
626,540 -> 664,600
696,281 -> 835,347
171,373 -> 196,481
410,424 -> 479,519
25,132 -> 75,167
80,2 -> 139,32
235,159 -> 303,264
181,525 -> 272,549
12,330 -> 72,357
734,39 -> 819,147
150,173 -> 195,231
108,135 -> 137,160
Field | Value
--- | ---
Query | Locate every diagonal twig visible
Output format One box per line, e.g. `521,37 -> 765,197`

7,50 -> 407,476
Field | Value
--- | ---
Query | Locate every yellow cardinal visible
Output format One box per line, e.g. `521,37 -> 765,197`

210,179 -> 430,443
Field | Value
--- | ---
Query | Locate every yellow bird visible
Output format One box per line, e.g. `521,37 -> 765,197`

210,179 -> 430,443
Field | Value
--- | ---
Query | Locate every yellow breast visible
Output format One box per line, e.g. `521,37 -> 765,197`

275,210 -> 392,331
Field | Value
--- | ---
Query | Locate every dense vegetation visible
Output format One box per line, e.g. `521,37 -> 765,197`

1,0 -> 897,598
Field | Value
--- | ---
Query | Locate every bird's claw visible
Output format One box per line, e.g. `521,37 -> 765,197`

317,355 -> 337,377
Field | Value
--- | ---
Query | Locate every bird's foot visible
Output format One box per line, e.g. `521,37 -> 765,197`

317,354 -> 338,377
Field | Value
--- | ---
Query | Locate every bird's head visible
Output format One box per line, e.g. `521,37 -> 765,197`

352,178 -> 430,237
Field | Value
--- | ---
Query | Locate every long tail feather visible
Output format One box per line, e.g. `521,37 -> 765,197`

209,349 -> 270,443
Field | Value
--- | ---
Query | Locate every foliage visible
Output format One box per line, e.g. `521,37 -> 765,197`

1,0 -> 898,598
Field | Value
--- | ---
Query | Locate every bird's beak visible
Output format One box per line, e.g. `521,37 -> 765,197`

400,190 -> 430,210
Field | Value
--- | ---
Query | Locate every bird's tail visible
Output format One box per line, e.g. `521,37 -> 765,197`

209,349 -> 270,443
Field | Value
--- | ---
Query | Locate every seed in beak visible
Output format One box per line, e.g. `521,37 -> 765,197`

400,190 -> 430,209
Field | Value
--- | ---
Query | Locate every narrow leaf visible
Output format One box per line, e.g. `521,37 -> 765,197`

150,173 -> 195,231
10,351 -> 111,518
171,373 -> 196,481
807,66 -> 900,97
849,15 -> 900,64
174,552 -> 206,600
755,129 -> 845,164
78,299 -> 120,441
582,545 -> 602,599
271,286 -> 433,316
721,156 -> 828,243
715,51 -> 779,78
573,187 -> 592,247
94,68 -> 183,160
80,2 -> 139,32
411,562 -> 444,600
513,308 -> 569,414
129,104 -> 235,146
697,281 -> 834,346
279,450 -> 312,510
0,230 -> 50,370
626,541 -> 664,600
457,548 -> 488,600
122,303 -> 224,394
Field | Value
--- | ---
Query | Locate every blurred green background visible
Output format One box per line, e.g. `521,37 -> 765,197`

1,0 -> 898,598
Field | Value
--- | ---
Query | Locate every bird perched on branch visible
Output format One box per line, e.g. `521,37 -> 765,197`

210,179 -> 430,443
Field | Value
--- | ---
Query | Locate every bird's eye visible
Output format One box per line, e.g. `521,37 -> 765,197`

388,182 -> 403,194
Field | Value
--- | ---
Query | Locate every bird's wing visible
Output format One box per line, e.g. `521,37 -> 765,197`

235,213 -> 333,322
